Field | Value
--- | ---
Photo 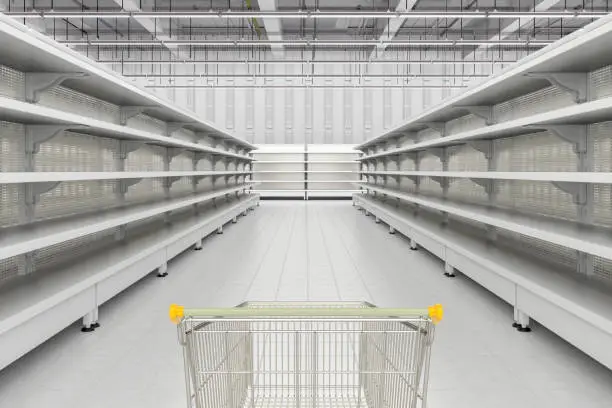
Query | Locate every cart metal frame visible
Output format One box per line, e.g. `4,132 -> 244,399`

170,301 -> 443,408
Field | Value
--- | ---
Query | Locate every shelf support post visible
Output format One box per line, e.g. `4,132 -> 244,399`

24,72 -> 88,103
157,262 -> 168,277
430,147 -> 450,223
513,308 -> 531,332
444,262 -> 456,278
469,140 -> 498,240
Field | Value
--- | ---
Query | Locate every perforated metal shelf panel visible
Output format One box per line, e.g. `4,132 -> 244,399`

494,85 -> 575,123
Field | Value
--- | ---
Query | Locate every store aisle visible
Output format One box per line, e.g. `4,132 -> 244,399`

1,201 -> 611,408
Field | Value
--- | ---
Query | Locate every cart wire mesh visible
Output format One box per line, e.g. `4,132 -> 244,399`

171,302 -> 442,408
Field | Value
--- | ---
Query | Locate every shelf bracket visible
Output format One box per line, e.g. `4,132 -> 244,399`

25,125 -> 71,154
428,147 -> 449,163
24,72 -> 88,103
468,140 -> 495,160
470,178 -> 495,195
551,182 -> 588,205
119,105 -> 157,125
196,132 -> 220,147
167,147 -> 187,159
430,176 -> 449,188
25,125 -> 78,171
193,152 -> 210,165
456,105 -> 495,125
22,181 -> 61,222
421,122 -> 446,137
29,181 -> 61,200
117,178 -> 143,195
163,176 -> 181,188
115,141 -> 145,171
525,72 -> 588,103
193,174 -> 211,185
532,124 -> 588,154
118,140 -> 145,160
163,147 -> 187,170
166,122 -> 193,137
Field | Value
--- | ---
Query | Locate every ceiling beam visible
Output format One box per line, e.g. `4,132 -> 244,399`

369,0 -> 419,60
464,0 -> 561,60
256,0 -> 284,58
110,0 -> 183,58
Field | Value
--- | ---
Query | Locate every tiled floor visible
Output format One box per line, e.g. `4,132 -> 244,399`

1,201 -> 611,408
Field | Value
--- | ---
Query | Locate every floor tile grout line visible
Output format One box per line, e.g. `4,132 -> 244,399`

242,204 -> 294,301
170,202 -> 277,279
305,202 -> 311,301
274,205 -> 300,301
314,204 -> 343,301
326,204 -> 376,304
200,203 -> 285,305
333,203 -> 421,298
333,204 -> 427,289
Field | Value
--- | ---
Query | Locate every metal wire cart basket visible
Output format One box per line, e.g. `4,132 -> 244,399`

169,301 -> 443,408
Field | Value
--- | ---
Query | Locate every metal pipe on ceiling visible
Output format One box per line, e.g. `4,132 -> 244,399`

125,73 -> 489,78
7,10 -> 609,19
100,59 -> 517,65
142,84 -> 470,88
60,39 -> 554,47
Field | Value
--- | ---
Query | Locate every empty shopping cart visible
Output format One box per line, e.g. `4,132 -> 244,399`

169,301 -> 443,408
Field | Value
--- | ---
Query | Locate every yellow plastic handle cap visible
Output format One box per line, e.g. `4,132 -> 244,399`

428,304 -> 443,324
169,304 -> 185,324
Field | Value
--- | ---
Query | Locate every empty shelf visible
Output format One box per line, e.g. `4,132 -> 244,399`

0,171 -> 252,184
0,96 -> 252,161
357,183 -> 612,261
361,96 -> 612,160
0,183 -> 258,261
361,171 -> 612,184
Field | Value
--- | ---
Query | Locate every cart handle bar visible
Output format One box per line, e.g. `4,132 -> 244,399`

169,304 -> 443,325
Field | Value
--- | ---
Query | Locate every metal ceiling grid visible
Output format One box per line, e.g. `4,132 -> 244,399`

3,0 -> 611,78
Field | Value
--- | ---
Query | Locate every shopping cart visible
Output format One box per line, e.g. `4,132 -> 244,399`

169,301 -> 443,408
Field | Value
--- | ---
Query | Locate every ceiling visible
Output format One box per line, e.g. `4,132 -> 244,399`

2,0 -> 611,87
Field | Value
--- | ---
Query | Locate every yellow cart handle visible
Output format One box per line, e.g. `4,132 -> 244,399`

169,304 -> 443,324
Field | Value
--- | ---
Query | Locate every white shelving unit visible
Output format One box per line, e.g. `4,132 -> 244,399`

252,144 -> 361,199
0,15 -> 258,371
354,15 -> 612,370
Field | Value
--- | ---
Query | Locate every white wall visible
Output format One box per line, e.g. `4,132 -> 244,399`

109,49 -> 529,144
